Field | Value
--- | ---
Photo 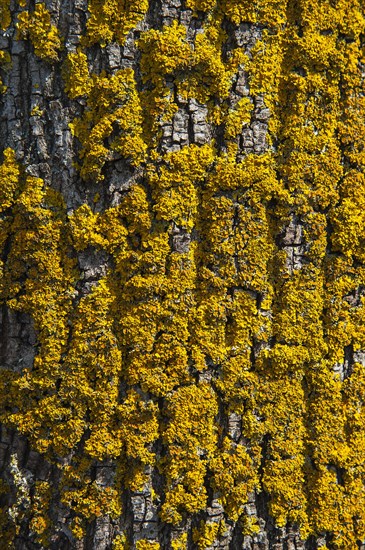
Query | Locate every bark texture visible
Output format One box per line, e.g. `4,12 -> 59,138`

1,1 -> 365,549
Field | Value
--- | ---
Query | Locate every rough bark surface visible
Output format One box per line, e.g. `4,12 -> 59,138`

1,1 -> 365,549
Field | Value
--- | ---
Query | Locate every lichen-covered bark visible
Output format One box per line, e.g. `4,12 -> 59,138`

1,1 -> 365,549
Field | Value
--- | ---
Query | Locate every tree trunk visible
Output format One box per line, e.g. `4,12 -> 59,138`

1,1 -> 365,549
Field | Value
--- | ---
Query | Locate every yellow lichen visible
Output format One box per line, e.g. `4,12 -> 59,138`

16,4 -> 62,61
84,0 -> 148,47
192,520 -> 225,549
221,0 -> 286,26
224,97 -> 253,140
148,143 -> 215,230
0,0 -> 10,30
211,438 -> 258,521
2,0 -> 365,548
138,20 -> 245,146
0,49 -> 10,93
0,148 -> 21,212
138,21 -> 191,88
112,533 -> 128,550
160,384 -> 218,524
29,482 -> 51,546
69,69 -> 147,181
62,49 -> 92,99
135,541 -> 160,550
171,533 -> 188,550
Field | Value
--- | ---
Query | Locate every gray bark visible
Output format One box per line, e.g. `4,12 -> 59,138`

0,1 -> 362,549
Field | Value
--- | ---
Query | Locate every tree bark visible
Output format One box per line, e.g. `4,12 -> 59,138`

1,1 -> 365,549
